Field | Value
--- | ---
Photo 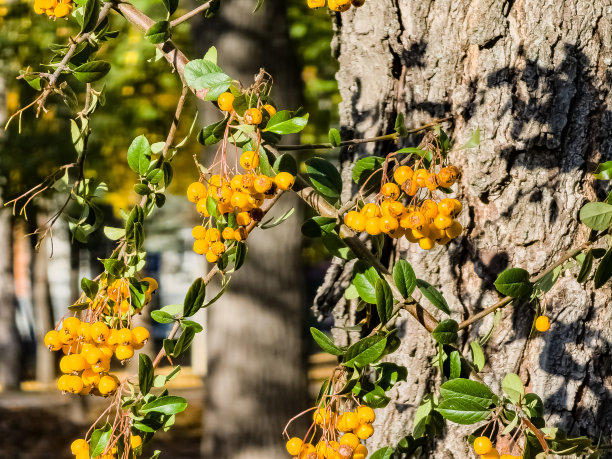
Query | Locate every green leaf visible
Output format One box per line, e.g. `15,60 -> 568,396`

593,247 -> 612,288
134,183 -> 150,195
258,148 -> 275,177
437,398 -> 492,424
459,128 -> 480,149
577,249 -> 594,283
151,310 -> 175,324
440,378 -> 494,408
184,59 -> 232,100
305,157 -> 342,200
103,226 -> 125,241
352,262 -> 381,304
198,118 -> 227,146
203,46 -> 217,63
272,154 -> 298,175
162,0 -> 178,15
352,156 -> 385,188
374,362 -> 407,391
145,21 -> 171,44
264,110 -> 309,134
127,135 -> 151,176
370,446 -> 395,459
260,208 -> 295,230
138,354 -> 154,396
394,112 -> 408,137
80,277 -> 98,300
321,233 -> 354,260
470,341 -> 485,371
80,0 -> 99,33
432,319 -> 458,345
68,302 -> 90,311
579,202 -> 612,231
183,278 -> 206,317
522,393 -> 544,419
172,326 -> 196,357
533,265 -> 561,295
593,161 -> 612,180
328,128 -> 341,147
416,279 -> 450,315
141,395 -> 188,415
233,241 -> 248,271
362,385 -> 391,408
393,260 -> 417,299
343,335 -> 387,368
310,328 -> 344,356
181,320 -> 203,333
252,0 -> 264,12
301,216 -> 336,238
375,278 -> 393,324
89,424 -> 112,457
73,61 -> 110,83
102,258 -> 125,277
494,268 -> 532,298
502,373 -> 525,403
449,351 -> 461,379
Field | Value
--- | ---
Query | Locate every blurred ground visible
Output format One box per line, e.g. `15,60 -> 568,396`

0,368 -> 204,459
0,353 -> 335,459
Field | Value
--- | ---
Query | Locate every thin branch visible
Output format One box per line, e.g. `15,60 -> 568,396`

169,0 -> 214,28
36,1 -> 114,114
458,238 -> 599,330
275,117 -> 452,152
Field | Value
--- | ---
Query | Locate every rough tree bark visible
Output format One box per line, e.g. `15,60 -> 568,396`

193,3 -> 310,458
325,1 -> 612,456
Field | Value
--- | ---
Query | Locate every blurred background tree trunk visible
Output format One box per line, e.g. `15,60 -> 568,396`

0,75 -> 22,392
193,3 -> 310,458
329,1 -> 612,456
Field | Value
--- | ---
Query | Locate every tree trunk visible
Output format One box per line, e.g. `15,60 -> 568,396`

193,3 -> 310,458
331,1 -> 612,456
0,205 -> 21,391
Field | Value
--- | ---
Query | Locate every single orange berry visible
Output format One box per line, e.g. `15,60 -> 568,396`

115,344 -> 134,361
445,220 -> 463,239
132,326 -> 150,346
253,175 -> 272,193
357,405 -> 376,423
130,435 -> 142,449
192,225 -> 207,240
355,422 -> 374,439
217,92 -> 235,112
71,439 -> 89,455
262,104 -> 276,116
393,165 -> 413,184
244,108 -> 263,125
187,182 -> 207,203
361,203 -> 381,218
339,433 -> 360,450
473,436 -> 493,455
44,330 -> 63,351
240,150 -> 259,170
365,217 -> 382,235
433,214 -> 453,230
286,437 -> 303,455
381,182 -> 400,200
418,237 -> 435,250
307,0 -> 325,8
535,315 -> 550,332
193,239 -> 210,255
98,375 -> 118,396
206,251 -> 219,263
222,227 -> 235,240
413,168 -> 430,187
274,172 -> 295,190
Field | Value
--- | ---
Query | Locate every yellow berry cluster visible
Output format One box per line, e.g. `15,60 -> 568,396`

69,434 -> 142,459
43,277 -> 157,396
344,165 -> 464,250
187,93 -> 296,263
473,436 -> 523,459
286,406 -> 375,459
307,0 -> 365,13
33,0 -> 72,18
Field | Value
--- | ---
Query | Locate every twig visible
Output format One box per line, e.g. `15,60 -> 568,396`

275,117 -> 452,151
169,0 -> 214,28
458,238 -> 599,330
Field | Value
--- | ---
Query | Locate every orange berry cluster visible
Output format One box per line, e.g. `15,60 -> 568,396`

43,277 -> 157,397
344,165 -> 464,250
187,170 -> 295,263
473,436 -> 522,459
307,0 -> 365,13
286,406 -> 375,459
33,0 -> 72,18
70,434 -> 142,459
